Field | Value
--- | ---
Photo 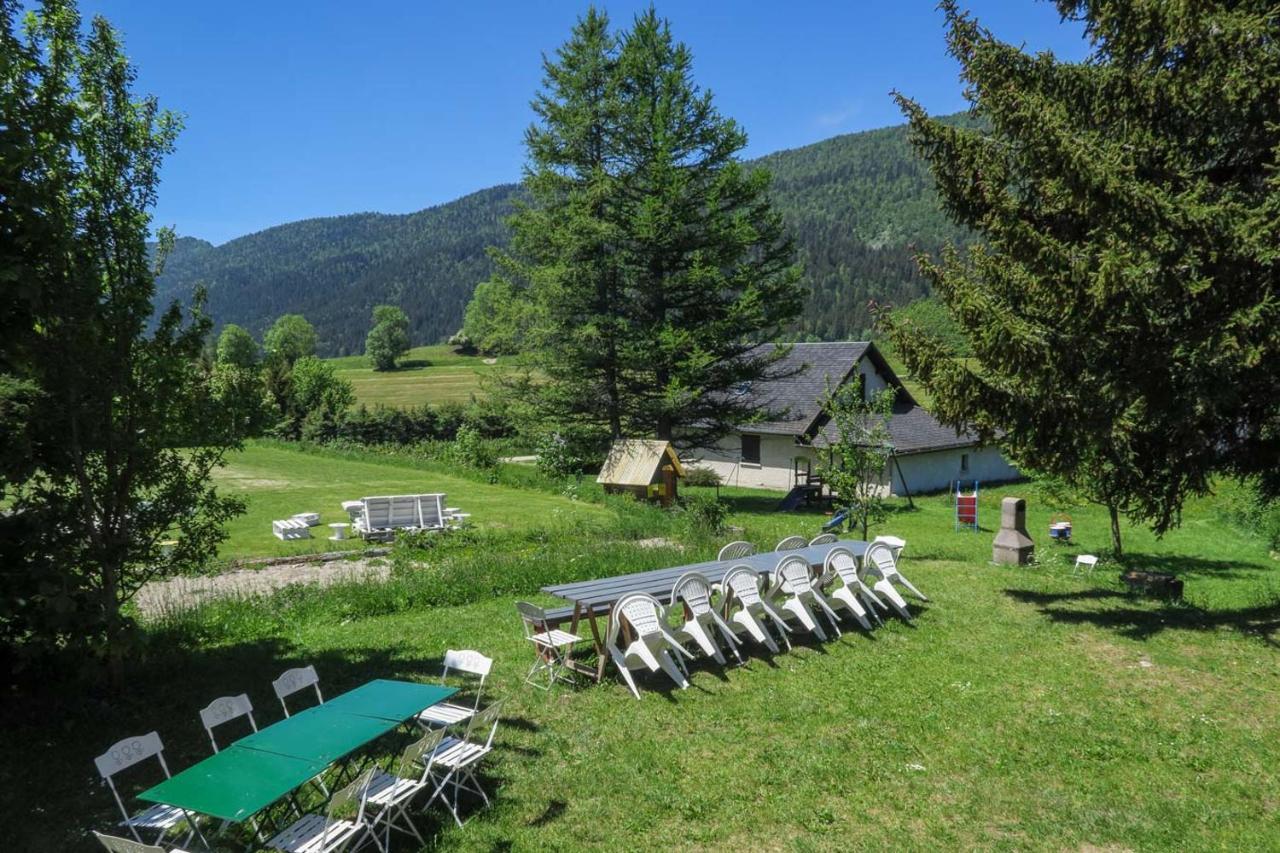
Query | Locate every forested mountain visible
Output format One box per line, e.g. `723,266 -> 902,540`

155,115 -> 972,355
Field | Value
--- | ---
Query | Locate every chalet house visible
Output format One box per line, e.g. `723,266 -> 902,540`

690,342 -> 1018,495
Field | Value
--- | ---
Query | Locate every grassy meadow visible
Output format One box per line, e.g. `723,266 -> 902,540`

329,345 -> 496,408
5,444 -> 1279,851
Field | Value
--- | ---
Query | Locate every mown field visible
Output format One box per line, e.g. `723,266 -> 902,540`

5,444 -> 1278,851
329,345 -> 496,408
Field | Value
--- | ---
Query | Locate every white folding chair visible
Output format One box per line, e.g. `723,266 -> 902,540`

861,542 -> 923,620
808,533 -> 838,546
267,767 -> 377,853
364,728 -> 445,850
198,693 -> 257,753
272,665 -> 323,717
721,566 -> 792,653
422,701 -> 504,827
775,535 -> 808,552
416,649 -> 493,728
93,732 -> 191,845
1073,554 -> 1099,575
606,592 -> 695,699
770,555 -> 842,640
819,546 -> 878,631
671,572 -> 742,666
516,602 -> 584,689
717,540 -> 756,561
92,831 -> 193,853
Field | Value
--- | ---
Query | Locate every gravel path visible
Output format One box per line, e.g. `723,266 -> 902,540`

136,554 -> 392,618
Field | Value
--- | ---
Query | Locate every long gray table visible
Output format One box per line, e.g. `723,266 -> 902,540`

541,539 -> 867,681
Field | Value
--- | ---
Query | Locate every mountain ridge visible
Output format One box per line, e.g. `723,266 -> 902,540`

156,114 -> 972,355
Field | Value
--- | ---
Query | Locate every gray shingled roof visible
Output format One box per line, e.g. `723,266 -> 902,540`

741,341 -> 981,455
743,342 -> 870,434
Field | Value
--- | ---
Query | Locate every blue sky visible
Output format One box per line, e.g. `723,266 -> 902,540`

73,1 -> 1090,244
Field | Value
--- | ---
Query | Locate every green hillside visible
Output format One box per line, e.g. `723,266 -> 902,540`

155,115 -> 973,354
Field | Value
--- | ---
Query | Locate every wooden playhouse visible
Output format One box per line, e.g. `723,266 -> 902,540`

597,439 -> 685,506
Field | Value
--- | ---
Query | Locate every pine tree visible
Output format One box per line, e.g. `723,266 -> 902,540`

490,7 -> 802,449
879,1 -> 1280,554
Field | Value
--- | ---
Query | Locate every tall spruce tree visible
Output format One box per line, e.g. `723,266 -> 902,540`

490,7 -> 802,449
879,1 -> 1280,553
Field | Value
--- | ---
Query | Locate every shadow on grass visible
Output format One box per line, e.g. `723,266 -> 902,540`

1116,551 -> 1273,582
394,358 -> 431,370
1004,587 -> 1280,647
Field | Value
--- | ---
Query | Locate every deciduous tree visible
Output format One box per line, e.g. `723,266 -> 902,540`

365,304 -> 410,371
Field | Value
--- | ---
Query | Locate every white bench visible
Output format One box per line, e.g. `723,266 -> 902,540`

272,518 -> 312,540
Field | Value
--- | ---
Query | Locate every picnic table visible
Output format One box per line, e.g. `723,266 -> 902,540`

541,539 -> 867,683
138,678 -> 455,843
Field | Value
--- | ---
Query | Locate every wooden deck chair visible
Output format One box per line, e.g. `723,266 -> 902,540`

606,592 -> 694,699
671,572 -> 742,665
771,555 -> 842,640
416,649 -> 493,728
717,541 -> 755,561
860,543 -> 917,620
775,535 -> 808,552
93,732 -> 191,845
819,546 -> 877,631
721,566 -> 792,653
198,693 -> 257,753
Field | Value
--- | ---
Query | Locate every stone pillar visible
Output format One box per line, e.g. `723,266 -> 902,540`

993,497 -> 1035,565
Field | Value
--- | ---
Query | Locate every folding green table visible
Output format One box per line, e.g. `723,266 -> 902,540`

137,745 -> 324,823
137,678 -> 457,844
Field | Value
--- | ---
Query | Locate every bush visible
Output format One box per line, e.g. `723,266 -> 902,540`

448,424 -> 499,474
678,492 -> 729,532
683,466 -> 722,488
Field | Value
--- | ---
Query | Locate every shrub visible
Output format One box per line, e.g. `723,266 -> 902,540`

678,493 -> 729,533
683,466 -> 722,488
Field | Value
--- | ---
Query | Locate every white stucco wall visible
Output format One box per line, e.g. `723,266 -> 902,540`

890,445 -> 1019,495
693,433 -> 818,490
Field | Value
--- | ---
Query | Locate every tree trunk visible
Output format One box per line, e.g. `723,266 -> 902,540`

1108,503 -> 1123,556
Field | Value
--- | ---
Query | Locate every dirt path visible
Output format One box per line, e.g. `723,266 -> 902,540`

136,554 -> 392,618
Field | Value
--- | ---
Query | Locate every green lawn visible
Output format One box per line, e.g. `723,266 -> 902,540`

5,457 -> 1279,851
211,441 -> 607,560
329,345 -> 496,408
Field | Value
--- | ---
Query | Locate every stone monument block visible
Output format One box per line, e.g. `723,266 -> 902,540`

993,496 -> 1035,565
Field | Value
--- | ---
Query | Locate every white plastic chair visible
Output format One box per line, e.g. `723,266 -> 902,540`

670,572 -> 742,665
272,665 -> 323,717
717,541 -> 755,561
861,542 -> 924,620
775,535 -> 808,552
516,602 -> 584,689
808,533 -> 838,546
93,732 -> 190,845
422,701 -> 504,827
607,592 -> 695,699
771,555 -> 842,640
267,767 -> 377,853
819,546 -> 878,631
364,728 -> 445,850
92,831 -> 193,853
872,534 -> 906,563
1073,554 -> 1099,575
198,693 -> 257,753
416,649 -> 492,728
721,566 -> 792,653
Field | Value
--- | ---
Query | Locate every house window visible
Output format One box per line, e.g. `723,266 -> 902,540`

960,453 -> 970,473
741,434 -> 761,465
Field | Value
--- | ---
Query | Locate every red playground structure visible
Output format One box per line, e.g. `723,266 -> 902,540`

954,480 -> 979,532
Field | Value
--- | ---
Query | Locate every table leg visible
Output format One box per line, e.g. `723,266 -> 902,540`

591,608 -> 609,684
